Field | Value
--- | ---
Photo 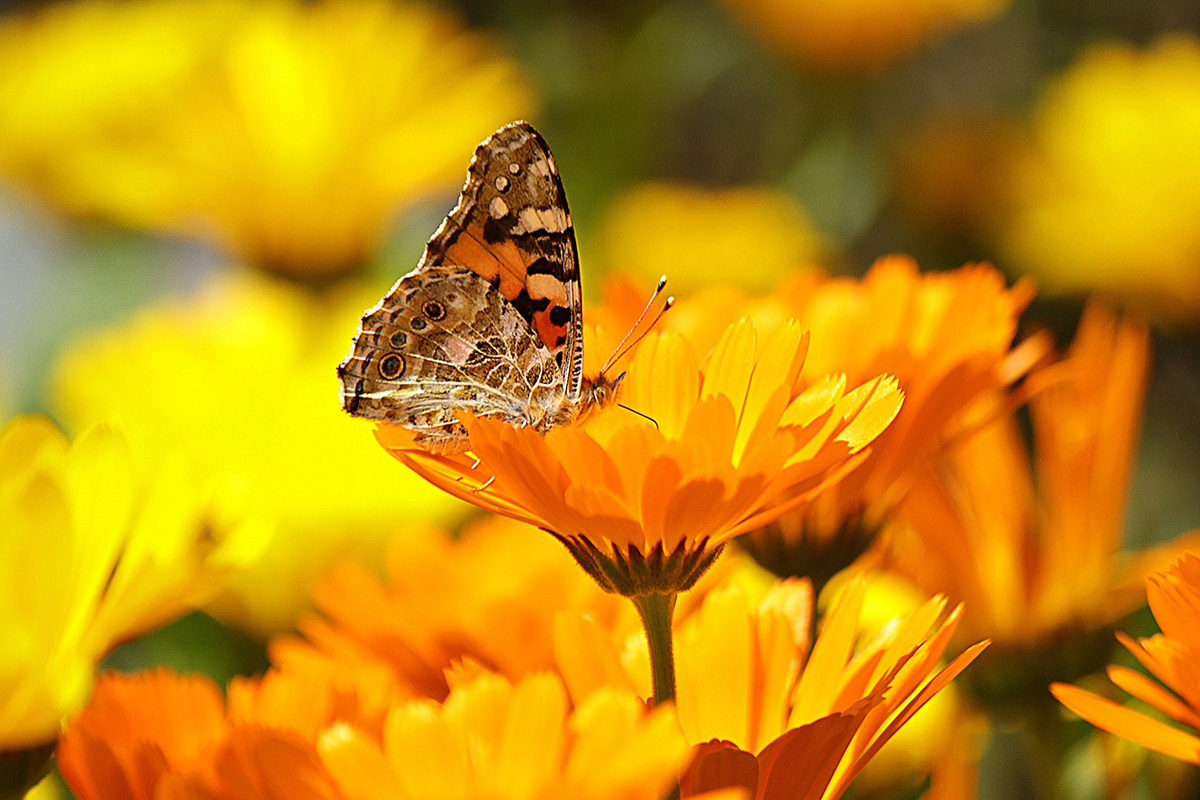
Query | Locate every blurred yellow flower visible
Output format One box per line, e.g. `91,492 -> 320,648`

0,0 -> 533,279
0,416 -> 258,789
594,184 -> 827,293
52,271 -> 460,635
1001,36 -> 1200,325
719,0 -> 1009,72
1052,553 -> 1200,765
376,321 -> 902,596
892,304 -> 1200,698
320,672 -> 690,800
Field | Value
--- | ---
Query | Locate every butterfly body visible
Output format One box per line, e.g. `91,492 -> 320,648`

339,122 -> 619,453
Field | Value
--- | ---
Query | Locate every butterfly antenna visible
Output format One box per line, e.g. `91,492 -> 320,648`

600,275 -> 673,375
617,403 -> 659,430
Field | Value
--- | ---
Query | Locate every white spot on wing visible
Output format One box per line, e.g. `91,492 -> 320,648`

516,205 -> 569,233
490,197 -> 509,218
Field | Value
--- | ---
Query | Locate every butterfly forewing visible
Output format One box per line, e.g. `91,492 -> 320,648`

418,122 -> 584,398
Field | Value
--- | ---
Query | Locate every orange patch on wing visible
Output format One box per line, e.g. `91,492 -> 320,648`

533,309 -> 568,346
446,224 -> 533,302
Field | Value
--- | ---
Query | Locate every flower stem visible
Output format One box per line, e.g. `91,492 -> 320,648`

632,592 -> 678,705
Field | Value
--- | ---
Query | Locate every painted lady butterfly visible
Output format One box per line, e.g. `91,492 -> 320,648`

339,121 -> 640,454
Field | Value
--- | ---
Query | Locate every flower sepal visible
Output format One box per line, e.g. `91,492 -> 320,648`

553,533 -> 724,597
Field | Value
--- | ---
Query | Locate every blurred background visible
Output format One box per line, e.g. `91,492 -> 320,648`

1,0 -> 1199,797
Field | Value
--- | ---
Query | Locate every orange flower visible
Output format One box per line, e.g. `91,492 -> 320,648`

717,0 -> 1009,73
272,518 -> 627,700
376,320 -> 902,596
650,258 -> 1042,595
58,666 -> 404,800
554,576 -> 985,799
58,669 -> 231,800
1052,553 -> 1200,765
891,304 -> 1200,701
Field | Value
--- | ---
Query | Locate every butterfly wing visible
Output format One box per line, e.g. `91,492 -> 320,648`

418,121 -> 585,399
338,265 -> 567,453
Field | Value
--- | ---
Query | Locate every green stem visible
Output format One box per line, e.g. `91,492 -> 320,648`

632,592 -> 678,706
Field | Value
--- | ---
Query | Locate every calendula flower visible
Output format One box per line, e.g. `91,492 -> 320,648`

320,671 -> 690,800
1052,553 -> 1200,765
718,0 -> 1009,72
60,667 -> 690,800
0,417 -> 259,794
893,304 -> 1198,668
377,320 -> 902,597
886,303 -> 1200,798
52,272 -> 460,635
376,318 -> 899,708
1001,36 -> 1200,325
58,664 -> 402,800
555,576 -> 985,799
654,258 -> 1041,596
0,0 -> 532,279
272,518 -> 628,701
595,183 -> 828,293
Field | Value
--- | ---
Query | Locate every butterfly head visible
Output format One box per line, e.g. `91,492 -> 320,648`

582,371 -> 626,412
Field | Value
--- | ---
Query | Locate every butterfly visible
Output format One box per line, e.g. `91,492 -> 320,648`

338,121 -> 653,454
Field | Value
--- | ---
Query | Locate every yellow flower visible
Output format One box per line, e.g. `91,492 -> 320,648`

718,0 -> 1009,72
555,576 -> 986,799
0,416 -> 258,782
1001,36 -> 1200,325
892,304 -> 1200,698
375,320 -> 902,596
594,184 -> 828,293
320,672 -> 690,800
1052,553 -> 1200,765
52,271 -> 460,635
0,0 -> 533,279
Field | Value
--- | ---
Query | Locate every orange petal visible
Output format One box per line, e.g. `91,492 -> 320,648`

1052,683 -> 1200,764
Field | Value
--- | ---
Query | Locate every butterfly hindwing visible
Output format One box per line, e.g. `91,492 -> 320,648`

419,121 -> 584,399
338,265 -> 566,453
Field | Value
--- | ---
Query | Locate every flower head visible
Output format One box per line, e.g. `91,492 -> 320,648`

59,668 -> 690,800
655,258 -> 1040,594
319,672 -> 690,800
0,0 -> 532,278
891,304 -> 1200,705
1000,36 -> 1200,325
1052,553 -> 1200,765
553,574 -> 985,799
52,272 -> 460,634
717,0 -> 1009,72
57,665 -> 401,800
595,184 -> 827,294
0,416 -> 258,773
376,320 -> 902,595
272,518 -> 627,700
